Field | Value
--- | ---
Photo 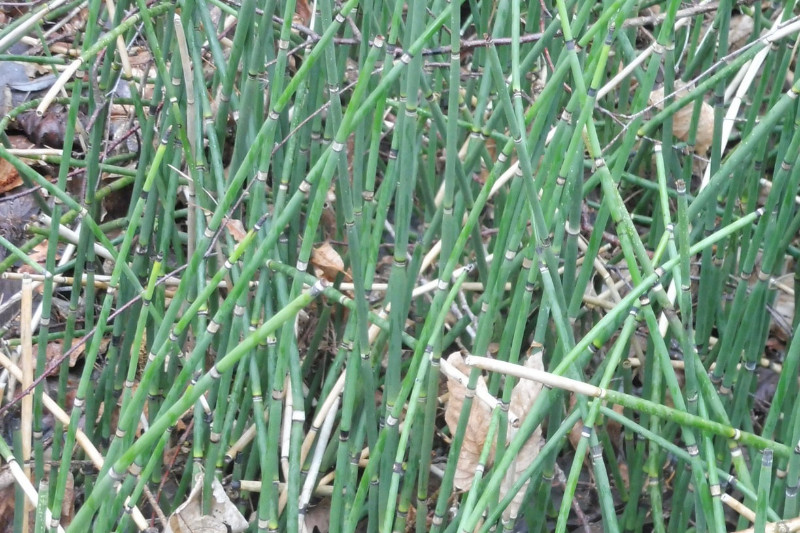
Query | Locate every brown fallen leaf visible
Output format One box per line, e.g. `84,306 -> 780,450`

295,0 -> 312,26
165,476 -> 248,533
444,351 -> 494,490
303,498 -> 331,533
444,343 -> 548,520
44,336 -> 111,368
500,347 -> 545,522
127,46 -> 152,66
649,80 -> 714,155
27,241 -> 51,264
0,136 -> 36,193
224,218 -> 248,243
0,159 -> 22,194
311,241 -> 351,282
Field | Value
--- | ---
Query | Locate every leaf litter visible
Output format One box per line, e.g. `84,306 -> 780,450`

444,344 -> 545,518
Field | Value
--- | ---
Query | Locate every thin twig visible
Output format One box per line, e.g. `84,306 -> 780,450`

621,0 -> 758,29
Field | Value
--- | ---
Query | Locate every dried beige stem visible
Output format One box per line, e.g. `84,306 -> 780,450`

721,493 -> 756,522
2,453 -> 65,533
0,352 -> 150,530
104,0 -> 133,77
21,275 -> 33,533
0,0 -> 69,53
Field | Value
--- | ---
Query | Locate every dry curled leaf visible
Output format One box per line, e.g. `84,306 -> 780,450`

224,218 -> 248,243
0,136 -> 34,194
444,345 -> 548,507
311,241 -> 351,282
43,336 -> 111,368
649,80 -> 714,155
0,158 -> 22,195
303,498 -> 331,533
444,352 -> 494,491
500,347 -> 545,522
294,0 -> 312,26
165,476 -> 248,533
127,46 -> 152,66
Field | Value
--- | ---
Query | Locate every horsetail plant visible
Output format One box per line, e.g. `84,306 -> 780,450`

3,1 -> 800,532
